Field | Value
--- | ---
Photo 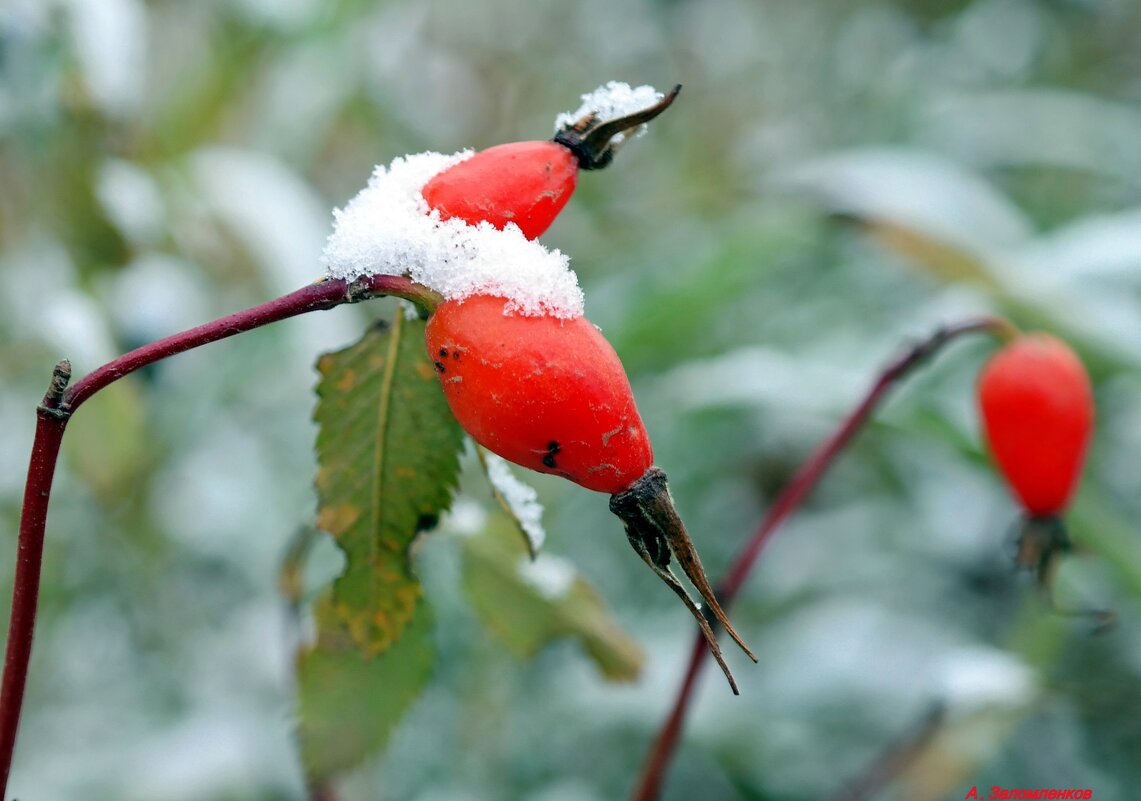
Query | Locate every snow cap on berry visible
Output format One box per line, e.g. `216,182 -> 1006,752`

554,82 -> 664,143
321,150 -> 584,318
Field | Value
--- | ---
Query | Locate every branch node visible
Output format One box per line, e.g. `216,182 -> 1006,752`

37,360 -> 74,419
345,277 -> 375,304
47,359 -> 72,397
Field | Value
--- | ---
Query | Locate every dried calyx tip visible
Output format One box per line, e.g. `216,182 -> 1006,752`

610,466 -> 756,694
1015,514 -> 1115,631
554,84 -> 681,170
1014,514 -> 1070,583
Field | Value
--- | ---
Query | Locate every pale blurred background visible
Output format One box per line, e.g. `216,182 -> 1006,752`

3,1 -> 1141,799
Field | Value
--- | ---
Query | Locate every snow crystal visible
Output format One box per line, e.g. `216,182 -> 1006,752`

484,452 -> 546,552
321,150 -> 584,318
553,81 -> 663,143
934,647 -> 1037,713
444,497 -> 490,537
516,553 -> 576,601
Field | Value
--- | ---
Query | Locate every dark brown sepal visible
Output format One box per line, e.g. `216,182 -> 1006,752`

610,466 -> 757,694
1015,514 -> 1115,632
1014,514 -> 1070,583
554,85 -> 681,171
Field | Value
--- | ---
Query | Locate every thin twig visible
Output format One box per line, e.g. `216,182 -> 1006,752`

0,274 -> 436,798
308,780 -> 343,801
630,317 -> 1010,801
821,703 -> 946,801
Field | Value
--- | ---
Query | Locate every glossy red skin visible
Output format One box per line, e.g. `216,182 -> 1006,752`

425,295 -> 653,494
978,334 -> 1094,517
421,141 -> 578,241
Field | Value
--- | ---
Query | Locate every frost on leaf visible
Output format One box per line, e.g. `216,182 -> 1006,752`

459,518 -> 644,682
321,150 -> 584,318
554,81 -> 664,143
481,449 -> 546,554
516,553 -> 575,600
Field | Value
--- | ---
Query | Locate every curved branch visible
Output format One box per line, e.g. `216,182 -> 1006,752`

630,316 -> 1011,801
65,275 -> 440,413
0,409 -> 68,796
0,273 -> 436,799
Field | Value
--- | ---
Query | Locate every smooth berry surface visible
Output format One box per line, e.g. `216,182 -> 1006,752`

425,295 -> 653,494
978,333 -> 1094,517
421,141 -> 578,241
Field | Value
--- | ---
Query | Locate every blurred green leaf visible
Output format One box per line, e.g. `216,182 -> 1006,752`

459,517 -> 644,682
63,380 -> 149,498
298,601 -> 437,780
608,213 -> 817,374
298,315 -> 465,779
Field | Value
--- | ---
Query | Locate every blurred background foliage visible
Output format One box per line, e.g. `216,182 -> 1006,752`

3,0 -> 1141,799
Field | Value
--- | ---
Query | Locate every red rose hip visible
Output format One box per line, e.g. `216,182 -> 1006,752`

420,85 -> 681,241
422,142 -> 579,241
425,294 -> 653,493
977,333 -> 1094,517
425,293 -> 756,691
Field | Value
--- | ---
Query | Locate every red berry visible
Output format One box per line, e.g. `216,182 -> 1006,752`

977,333 -> 1094,517
424,294 -> 653,494
419,85 -> 682,241
426,292 -> 756,689
421,142 -> 578,241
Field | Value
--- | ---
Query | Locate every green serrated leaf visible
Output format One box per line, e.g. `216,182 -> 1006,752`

298,314 -> 465,781
311,315 -> 463,652
459,518 -> 644,682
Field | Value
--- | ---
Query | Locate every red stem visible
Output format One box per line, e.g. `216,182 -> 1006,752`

65,275 -> 438,411
630,317 -> 1007,801
0,414 -> 66,796
0,273 -> 435,798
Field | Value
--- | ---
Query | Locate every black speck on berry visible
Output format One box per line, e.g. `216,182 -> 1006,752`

542,440 -> 561,469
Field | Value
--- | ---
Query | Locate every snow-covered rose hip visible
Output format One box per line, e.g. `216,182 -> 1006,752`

426,294 -> 756,692
323,82 -> 753,690
321,83 -> 682,318
421,84 -> 681,241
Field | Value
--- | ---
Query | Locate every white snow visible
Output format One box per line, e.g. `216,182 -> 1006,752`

484,452 -> 547,552
444,497 -> 490,538
553,81 -> 663,143
516,553 -> 576,601
321,150 -> 584,318
934,647 -> 1037,713
65,0 -> 147,116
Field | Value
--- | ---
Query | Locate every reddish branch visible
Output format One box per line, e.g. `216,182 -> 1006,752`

0,274 -> 438,798
630,317 -> 1011,801
822,703 -> 946,801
